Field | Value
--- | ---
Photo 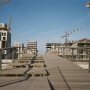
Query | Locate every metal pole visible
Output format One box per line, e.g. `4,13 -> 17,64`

0,49 -> 2,71
88,51 -> 90,73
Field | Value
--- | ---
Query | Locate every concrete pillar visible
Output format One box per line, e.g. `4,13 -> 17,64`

46,48 -> 48,52
32,74 -> 34,77
63,47 -> 64,58
85,51 -> 87,61
19,47 -> 20,58
76,49 -> 78,61
72,48 -> 74,62
78,49 -> 80,61
6,54 -> 7,63
88,51 -> 90,73
43,74 -> 45,77
25,48 -> 27,55
58,47 -> 59,56
12,49 -> 14,61
0,49 -> 2,71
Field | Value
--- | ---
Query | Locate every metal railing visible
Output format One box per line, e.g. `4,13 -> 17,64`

46,46 -> 90,72
60,47 -> 90,72
0,47 -> 37,71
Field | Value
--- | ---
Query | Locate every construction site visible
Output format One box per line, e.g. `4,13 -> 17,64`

0,0 -> 90,90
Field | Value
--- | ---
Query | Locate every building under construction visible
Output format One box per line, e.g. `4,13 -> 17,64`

27,41 -> 37,55
46,38 -> 90,61
0,23 -> 11,55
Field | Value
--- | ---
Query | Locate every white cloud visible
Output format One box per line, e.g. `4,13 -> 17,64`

73,13 -> 90,25
38,29 -> 64,34
13,30 -> 34,36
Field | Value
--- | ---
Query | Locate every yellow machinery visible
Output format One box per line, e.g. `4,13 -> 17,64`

86,2 -> 90,8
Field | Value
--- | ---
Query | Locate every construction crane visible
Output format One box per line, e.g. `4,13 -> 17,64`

7,16 -> 12,32
61,26 -> 85,43
86,2 -> 90,8
0,0 -> 10,6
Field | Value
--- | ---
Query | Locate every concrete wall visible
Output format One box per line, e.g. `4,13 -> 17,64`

2,59 -> 14,69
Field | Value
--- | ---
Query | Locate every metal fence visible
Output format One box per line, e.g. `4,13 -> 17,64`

64,47 -> 90,72
0,47 -> 35,71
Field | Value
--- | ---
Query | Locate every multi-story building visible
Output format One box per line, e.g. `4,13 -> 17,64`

46,38 -> 90,61
12,42 -> 24,58
27,41 -> 37,55
46,43 -> 62,55
0,23 -> 11,55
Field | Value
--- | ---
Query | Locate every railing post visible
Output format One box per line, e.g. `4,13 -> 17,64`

0,49 -> 2,71
88,51 -> 90,73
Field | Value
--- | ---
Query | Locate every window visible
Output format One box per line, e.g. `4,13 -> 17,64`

2,33 -> 3,36
4,33 -> 6,36
3,37 -> 6,40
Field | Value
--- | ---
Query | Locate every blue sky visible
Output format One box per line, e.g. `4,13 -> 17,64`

0,0 -> 90,54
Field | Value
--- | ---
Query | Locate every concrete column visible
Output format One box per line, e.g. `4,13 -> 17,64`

76,49 -> 78,61
19,47 -> 20,58
0,49 -> 2,71
88,51 -> 90,73
25,48 -> 26,55
43,74 -> 45,77
63,47 -> 64,58
58,47 -> 59,56
46,48 -> 48,52
78,49 -> 80,60
72,49 -> 74,62
85,51 -> 87,61
6,54 -> 7,63
12,49 -> 14,61
22,48 -> 24,56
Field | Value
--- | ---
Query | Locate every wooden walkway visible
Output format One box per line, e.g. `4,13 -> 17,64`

43,55 -> 90,90
0,55 -> 90,90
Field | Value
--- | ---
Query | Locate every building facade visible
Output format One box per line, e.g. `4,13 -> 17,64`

0,23 -> 11,55
27,41 -> 37,55
12,42 -> 24,58
46,38 -> 90,61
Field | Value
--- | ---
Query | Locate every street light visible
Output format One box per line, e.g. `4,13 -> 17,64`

86,2 -> 90,8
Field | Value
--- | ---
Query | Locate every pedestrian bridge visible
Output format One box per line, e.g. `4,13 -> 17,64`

0,54 -> 90,90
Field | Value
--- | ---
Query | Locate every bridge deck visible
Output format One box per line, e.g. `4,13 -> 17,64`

43,55 -> 90,90
0,55 -> 90,90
